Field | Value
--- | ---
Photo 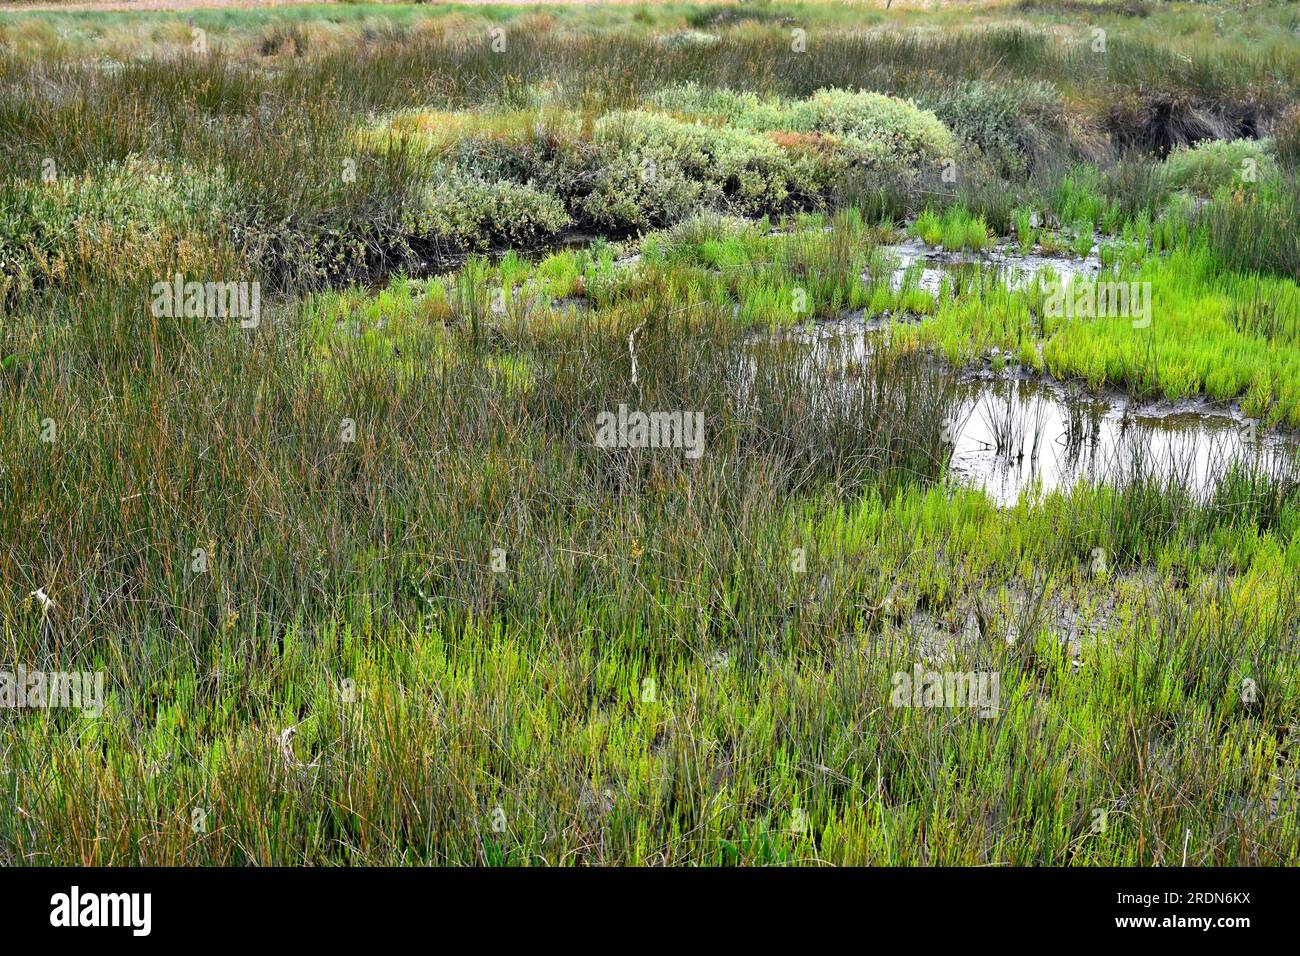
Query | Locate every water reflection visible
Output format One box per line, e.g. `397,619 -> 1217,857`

746,317 -> 1296,505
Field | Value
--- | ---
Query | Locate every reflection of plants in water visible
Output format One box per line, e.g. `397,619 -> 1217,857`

1027,397 -> 1048,462
977,389 -> 1016,457
977,382 -> 1048,463
1059,385 -> 1103,470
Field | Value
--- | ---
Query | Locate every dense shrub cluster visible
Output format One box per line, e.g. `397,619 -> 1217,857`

582,110 -> 822,228
0,157 -> 233,297
1162,138 -> 1276,196
917,80 -> 1070,178
647,83 -> 957,173
777,89 -> 957,171
405,169 -> 572,252
363,88 -> 956,243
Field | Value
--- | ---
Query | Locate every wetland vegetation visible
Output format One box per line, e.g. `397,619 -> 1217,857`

2,0 -> 1300,866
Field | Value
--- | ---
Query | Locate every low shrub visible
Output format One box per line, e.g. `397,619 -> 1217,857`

647,84 -> 957,175
582,110 -> 817,229
919,79 -> 1067,178
1162,138 -> 1276,196
655,30 -> 721,49
370,90 -> 955,239
787,89 -> 957,173
405,169 -> 572,252
646,82 -> 789,128
0,156 -> 234,298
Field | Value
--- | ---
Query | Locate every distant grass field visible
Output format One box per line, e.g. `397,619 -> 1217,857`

2,0 -> 1300,865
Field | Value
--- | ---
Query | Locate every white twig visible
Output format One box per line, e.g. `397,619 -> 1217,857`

628,322 -> 645,387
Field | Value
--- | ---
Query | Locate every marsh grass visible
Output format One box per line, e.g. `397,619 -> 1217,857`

5,199 -> 1300,863
2,0 -> 1300,867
